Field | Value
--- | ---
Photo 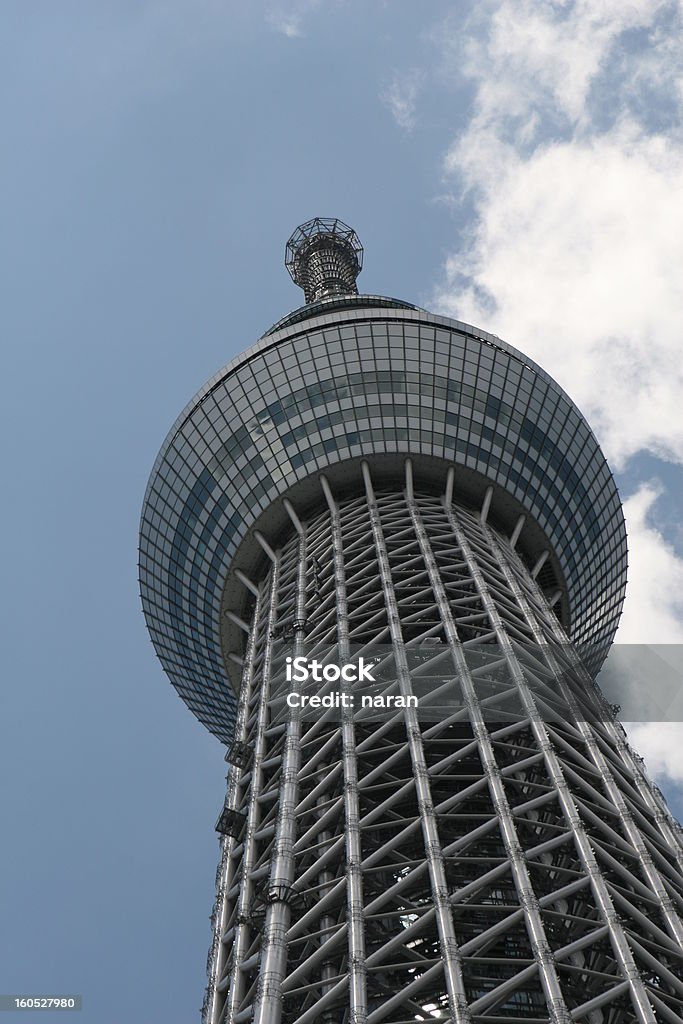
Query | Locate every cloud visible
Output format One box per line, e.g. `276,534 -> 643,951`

382,70 -> 422,131
449,0 -> 673,143
266,0 -> 322,37
617,484 -> 683,643
436,126 -> 683,468
624,723 -> 683,786
431,1 -> 683,790
433,0 -> 683,470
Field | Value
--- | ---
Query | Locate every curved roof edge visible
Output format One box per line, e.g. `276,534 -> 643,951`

142,294 -> 586,513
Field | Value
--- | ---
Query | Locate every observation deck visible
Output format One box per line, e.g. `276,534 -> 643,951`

139,223 -> 627,744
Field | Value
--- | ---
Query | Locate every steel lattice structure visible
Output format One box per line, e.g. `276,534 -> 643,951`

139,220 -> 683,1024
285,218 -> 363,304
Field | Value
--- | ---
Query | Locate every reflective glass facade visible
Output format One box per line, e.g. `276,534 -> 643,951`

139,297 -> 626,743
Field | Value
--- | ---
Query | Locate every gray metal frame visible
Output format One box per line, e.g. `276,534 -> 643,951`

285,218 -> 363,304
203,466 -> 683,1024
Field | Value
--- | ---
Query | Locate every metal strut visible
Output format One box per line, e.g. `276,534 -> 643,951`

203,479 -> 683,1024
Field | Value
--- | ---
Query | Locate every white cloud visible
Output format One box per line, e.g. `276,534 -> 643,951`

433,0 -> 683,469
451,0 -> 670,142
382,70 -> 422,131
436,125 -> 683,468
266,0 -> 322,37
624,722 -> 683,786
432,1 -> 683,789
617,484 -> 683,643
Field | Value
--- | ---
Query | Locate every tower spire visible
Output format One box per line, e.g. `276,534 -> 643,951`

285,216 -> 363,303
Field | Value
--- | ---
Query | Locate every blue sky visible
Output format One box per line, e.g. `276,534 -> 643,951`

2,2 -> 683,1021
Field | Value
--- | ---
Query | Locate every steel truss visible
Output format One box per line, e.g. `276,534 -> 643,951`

285,218 -> 363,303
204,462 -> 683,1024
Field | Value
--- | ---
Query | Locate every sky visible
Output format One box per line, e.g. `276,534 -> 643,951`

1,2 -> 682,1021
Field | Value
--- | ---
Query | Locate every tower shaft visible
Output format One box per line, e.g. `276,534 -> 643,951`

205,471 -> 683,1024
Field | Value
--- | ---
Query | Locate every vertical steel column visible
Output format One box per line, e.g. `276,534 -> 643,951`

361,461 -> 471,1024
302,496 -> 340,1023
222,559 -> 281,1024
406,463 -> 570,1024
251,523 -> 307,1024
611,729 -> 683,872
443,499 -> 658,1024
502,537 -> 683,877
485,526 -> 683,952
320,474 -> 368,1024
207,587 -> 263,1024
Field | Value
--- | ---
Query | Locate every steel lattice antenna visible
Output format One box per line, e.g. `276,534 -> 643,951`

285,217 -> 363,303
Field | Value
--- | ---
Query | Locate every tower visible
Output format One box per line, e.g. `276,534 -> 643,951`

139,219 -> 683,1023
